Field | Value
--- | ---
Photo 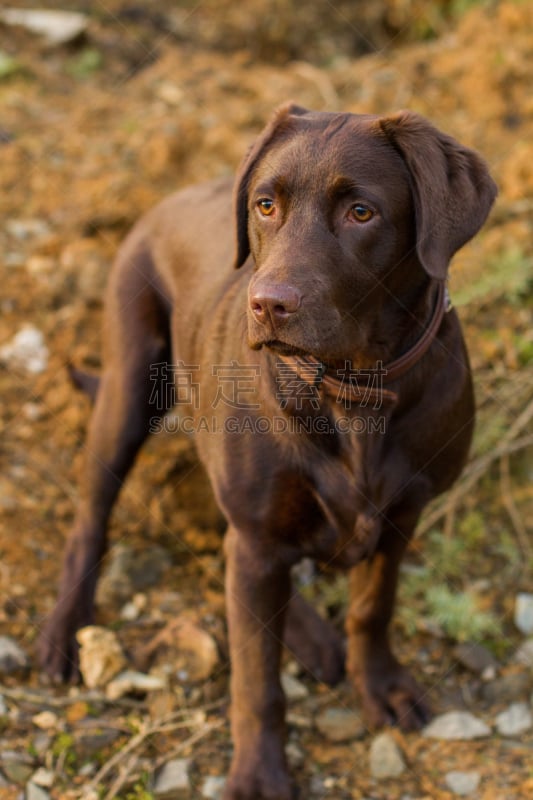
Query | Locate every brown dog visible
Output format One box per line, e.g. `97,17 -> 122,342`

39,104 -> 496,799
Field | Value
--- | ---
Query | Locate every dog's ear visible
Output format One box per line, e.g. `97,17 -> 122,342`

233,102 -> 309,268
379,111 -> 497,280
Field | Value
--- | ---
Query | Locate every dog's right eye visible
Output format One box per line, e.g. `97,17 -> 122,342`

257,199 -> 275,216
349,204 -> 374,223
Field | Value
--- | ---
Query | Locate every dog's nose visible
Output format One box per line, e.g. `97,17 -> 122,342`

250,284 -> 302,324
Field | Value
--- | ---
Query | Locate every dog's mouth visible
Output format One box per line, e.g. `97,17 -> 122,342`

261,340 -> 311,358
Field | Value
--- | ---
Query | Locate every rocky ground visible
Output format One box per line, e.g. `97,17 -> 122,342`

0,2 -> 532,799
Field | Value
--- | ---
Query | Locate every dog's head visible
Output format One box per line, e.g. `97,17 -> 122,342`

235,103 -> 497,363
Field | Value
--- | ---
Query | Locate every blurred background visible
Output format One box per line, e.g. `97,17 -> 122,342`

0,2 -> 532,799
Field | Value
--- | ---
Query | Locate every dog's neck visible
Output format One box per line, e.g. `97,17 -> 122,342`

277,280 -> 449,408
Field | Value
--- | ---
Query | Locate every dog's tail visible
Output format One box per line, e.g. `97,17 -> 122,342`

67,363 -> 100,403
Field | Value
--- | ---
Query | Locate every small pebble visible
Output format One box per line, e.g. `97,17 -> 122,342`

0,9 -> 88,46
495,702 -> 532,737
201,775 -> 226,799
26,783 -> 50,800
106,670 -> 167,700
76,626 -> 127,689
0,635 -> 29,674
309,775 -> 329,795
78,762 -> 97,777
22,402 -> 43,421
153,758 -> 192,798
1,751 -> 34,784
286,740 -> 305,768
120,592 -> 147,621
369,732 -> 406,778
514,593 -> 533,635
445,770 -> 480,796
514,638 -> 533,667
453,642 -> 498,674
481,665 -> 497,681
0,325 -> 49,374
31,711 -> 58,730
315,707 -> 366,742
423,711 -> 491,740
31,733 -> 52,756
30,767 -> 54,788
281,672 -> 309,702
482,672 -> 531,705
287,711 -> 313,729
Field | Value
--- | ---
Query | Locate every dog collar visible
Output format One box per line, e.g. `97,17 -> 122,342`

278,281 -> 449,407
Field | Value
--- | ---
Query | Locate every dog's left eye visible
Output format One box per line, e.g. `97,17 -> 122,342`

257,199 -> 275,216
349,204 -> 374,222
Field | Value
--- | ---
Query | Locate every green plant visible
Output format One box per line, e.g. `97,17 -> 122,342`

454,246 -> 533,308
124,772 -> 154,800
67,48 -> 103,79
425,584 -> 500,642
52,731 -> 77,771
0,50 -> 23,80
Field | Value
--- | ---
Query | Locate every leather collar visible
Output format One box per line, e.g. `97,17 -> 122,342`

277,281 -> 450,407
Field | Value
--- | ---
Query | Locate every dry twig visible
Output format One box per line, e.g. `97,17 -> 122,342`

85,704 -> 225,799
417,430 -> 533,538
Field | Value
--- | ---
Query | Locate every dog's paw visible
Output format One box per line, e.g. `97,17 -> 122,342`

222,769 -> 296,800
37,619 -> 81,684
353,656 -> 431,731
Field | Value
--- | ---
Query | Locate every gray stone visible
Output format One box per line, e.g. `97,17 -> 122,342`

201,776 -> 226,799
495,702 -> 532,737
315,707 -> 366,742
453,642 -> 498,674
31,733 -> 52,757
514,638 -> 533,667
106,670 -> 167,701
369,732 -> 406,778
97,544 -> 171,604
30,768 -> 54,788
481,665 -> 497,682
76,626 -> 127,689
26,782 -> 51,800
445,771 -> 480,795
119,593 -> 147,621
0,694 -> 7,715
515,593 -> 533,635
286,711 -> 313,729
78,762 -> 97,778
153,758 -> 192,798
423,711 -> 491,740
482,673 -> 531,705
0,325 -> 48,374
0,750 -> 34,783
4,218 -> 51,240
0,635 -> 30,674
0,9 -> 87,46
309,775 -> 328,795
285,740 -> 305,768
281,672 -> 309,702
74,727 -> 121,758
130,546 -> 172,590
32,711 -> 58,730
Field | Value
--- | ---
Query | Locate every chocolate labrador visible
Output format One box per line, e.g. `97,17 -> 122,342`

39,104 -> 496,799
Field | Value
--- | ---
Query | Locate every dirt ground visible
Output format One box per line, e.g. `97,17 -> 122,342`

0,2 -> 532,799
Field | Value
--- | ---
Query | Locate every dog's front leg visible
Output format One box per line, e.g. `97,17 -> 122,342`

223,526 -> 295,800
346,504 -> 432,731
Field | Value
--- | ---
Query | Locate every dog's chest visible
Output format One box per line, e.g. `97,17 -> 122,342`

304,409 -> 391,566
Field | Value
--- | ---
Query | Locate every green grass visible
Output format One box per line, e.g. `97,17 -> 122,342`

454,246 -> 533,308
425,584 -> 500,642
